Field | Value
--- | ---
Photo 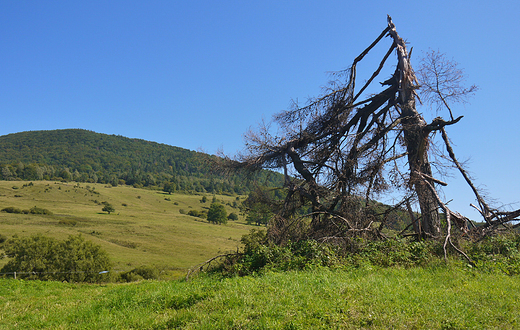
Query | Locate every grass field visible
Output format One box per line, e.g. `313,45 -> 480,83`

0,181 -> 252,278
2,182 -> 520,328
0,266 -> 519,329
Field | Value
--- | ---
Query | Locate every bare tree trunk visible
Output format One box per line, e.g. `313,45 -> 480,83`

401,108 -> 441,237
388,16 -> 441,237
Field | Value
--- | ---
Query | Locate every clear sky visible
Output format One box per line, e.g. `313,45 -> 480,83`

1,0 -> 519,219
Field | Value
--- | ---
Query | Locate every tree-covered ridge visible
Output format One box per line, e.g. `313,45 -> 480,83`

0,129 -> 283,194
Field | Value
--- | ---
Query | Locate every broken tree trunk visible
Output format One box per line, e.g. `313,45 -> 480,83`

388,16 -> 441,237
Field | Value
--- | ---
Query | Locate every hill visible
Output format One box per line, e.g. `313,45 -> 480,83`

0,129 -> 283,194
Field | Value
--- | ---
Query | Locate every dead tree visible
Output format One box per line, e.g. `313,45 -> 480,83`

232,16 -> 519,244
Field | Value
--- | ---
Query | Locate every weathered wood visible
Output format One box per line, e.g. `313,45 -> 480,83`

388,15 -> 441,237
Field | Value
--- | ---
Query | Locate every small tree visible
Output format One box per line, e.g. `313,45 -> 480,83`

163,182 -> 175,194
207,203 -> 227,224
246,204 -> 272,226
102,202 -> 115,214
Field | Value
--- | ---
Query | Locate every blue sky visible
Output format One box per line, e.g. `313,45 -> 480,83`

1,1 -> 519,219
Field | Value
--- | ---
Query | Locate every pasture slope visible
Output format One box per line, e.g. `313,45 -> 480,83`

0,180 -> 250,278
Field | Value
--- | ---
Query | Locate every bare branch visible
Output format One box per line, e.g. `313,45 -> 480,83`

417,49 -> 478,120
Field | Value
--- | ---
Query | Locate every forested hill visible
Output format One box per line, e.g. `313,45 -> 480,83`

0,129 -> 282,194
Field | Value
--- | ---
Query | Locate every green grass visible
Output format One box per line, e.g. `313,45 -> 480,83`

0,266 -> 518,329
0,181 -> 251,278
2,181 -> 519,328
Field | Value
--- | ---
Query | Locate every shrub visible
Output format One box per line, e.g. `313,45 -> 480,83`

216,231 -> 439,276
119,265 -> 161,282
463,234 -> 520,274
187,209 -> 207,219
2,206 -> 52,215
213,230 -> 520,277
29,206 -> 53,215
1,206 -> 23,214
356,238 -> 434,267
215,230 -> 341,276
0,234 -> 111,282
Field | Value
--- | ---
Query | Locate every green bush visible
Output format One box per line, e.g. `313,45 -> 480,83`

215,230 -> 441,276
216,230 -> 341,276
213,229 -> 520,277
0,233 -> 7,245
187,209 -> 207,219
119,265 -> 161,282
463,234 -> 520,275
356,238 -> 434,267
0,234 -> 111,282
1,206 -> 52,215
1,206 -> 23,214
227,212 -> 239,221
29,206 -> 53,215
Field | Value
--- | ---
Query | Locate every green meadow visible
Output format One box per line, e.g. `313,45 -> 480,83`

1,180 -> 520,329
1,266 -> 519,329
0,181 -> 250,278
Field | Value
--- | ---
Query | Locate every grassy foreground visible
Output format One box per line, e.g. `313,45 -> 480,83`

0,266 -> 518,329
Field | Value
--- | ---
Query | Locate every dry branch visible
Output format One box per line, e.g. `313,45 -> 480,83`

225,15 -> 513,251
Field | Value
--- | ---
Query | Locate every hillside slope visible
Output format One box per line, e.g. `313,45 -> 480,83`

0,181 -> 250,277
0,129 -> 282,194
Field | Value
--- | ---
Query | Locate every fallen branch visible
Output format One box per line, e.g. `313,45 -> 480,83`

185,253 -> 240,281
418,173 -> 474,265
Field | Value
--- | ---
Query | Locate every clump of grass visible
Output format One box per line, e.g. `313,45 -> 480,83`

108,238 -> 139,249
118,265 -> 163,282
58,219 -> 77,226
